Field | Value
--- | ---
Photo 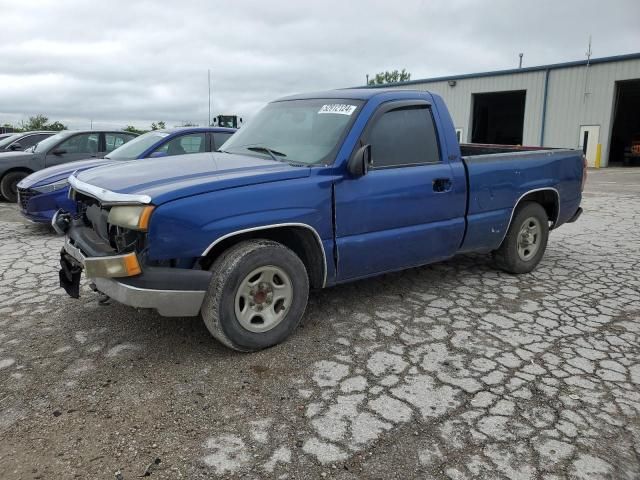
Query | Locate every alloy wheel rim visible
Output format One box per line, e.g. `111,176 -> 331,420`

234,265 -> 293,333
516,217 -> 542,261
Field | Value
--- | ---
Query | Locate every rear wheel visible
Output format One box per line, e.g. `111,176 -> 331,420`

0,171 -> 28,203
201,239 -> 309,352
493,201 -> 549,274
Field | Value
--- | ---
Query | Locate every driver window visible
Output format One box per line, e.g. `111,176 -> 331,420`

57,133 -> 100,155
368,106 -> 440,168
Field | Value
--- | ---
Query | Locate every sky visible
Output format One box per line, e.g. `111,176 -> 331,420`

0,0 -> 638,130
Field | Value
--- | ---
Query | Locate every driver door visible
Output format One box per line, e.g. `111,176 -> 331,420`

334,101 -> 466,281
44,132 -> 100,167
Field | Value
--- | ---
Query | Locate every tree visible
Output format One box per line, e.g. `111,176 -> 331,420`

123,125 -> 147,135
22,114 -> 49,130
19,114 -> 68,131
150,121 -> 166,130
46,121 -> 66,131
368,69 -> 412,86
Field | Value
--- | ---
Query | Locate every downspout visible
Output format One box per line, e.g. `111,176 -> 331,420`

539,68 -> 550,146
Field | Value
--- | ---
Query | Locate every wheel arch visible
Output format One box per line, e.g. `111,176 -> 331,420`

200,223 -> 327,289
499,187 -> 559,247
0,167 -> 34,198
1,166 -> 34,180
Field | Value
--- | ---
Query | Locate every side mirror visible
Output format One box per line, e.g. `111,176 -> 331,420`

347,144 -> 372,177
149,151 -> 168,158
51,148 -> 67,155
9,142 -> 22,151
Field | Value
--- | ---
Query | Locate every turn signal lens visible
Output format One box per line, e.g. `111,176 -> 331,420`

85,252 -> 141,278
137,206 -> 154,230
123,253 -> 142,276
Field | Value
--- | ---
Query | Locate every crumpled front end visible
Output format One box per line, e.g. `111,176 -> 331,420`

55,176 -> 211,317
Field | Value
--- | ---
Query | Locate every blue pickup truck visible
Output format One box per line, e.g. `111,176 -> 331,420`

55,88 -> 585,351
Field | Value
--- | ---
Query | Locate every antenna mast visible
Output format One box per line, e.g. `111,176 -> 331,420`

583,35 -> 593,101
208,69 -> 211,126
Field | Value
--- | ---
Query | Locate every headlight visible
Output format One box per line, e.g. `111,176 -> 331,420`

32,179 -> 69,194
107,205 -> 154,231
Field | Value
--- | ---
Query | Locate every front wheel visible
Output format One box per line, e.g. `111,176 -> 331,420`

201,239 -> 309,352
0,171 -> 28,203
492,201 -> 549,274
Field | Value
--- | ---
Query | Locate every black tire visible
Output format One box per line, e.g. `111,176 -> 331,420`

201,239 -> 309,352
492,201 -> 549,274
0,171 -> 28,203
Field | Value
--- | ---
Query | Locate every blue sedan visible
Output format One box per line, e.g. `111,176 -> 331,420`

17,127 -> 236,223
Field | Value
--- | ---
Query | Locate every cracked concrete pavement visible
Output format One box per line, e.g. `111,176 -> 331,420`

0,168 -> 639,479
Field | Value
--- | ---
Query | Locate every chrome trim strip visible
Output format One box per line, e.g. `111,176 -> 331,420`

51,210 -> 65,235
201,222 -> 328,287
498,187 -> 560,246
68,174 -> 152,205
92,277 -> 205,317
63,238 -> 85,265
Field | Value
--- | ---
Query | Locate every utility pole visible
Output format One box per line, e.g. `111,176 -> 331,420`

366,74 -> 369,85
208,69 -> 211,126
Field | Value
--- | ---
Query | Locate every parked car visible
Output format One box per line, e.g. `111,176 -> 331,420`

0,130 -> 56,152
0,130 -> 137,202
17,127 -> 236,223
54,88 -> 585,352
0,133 -> 16,141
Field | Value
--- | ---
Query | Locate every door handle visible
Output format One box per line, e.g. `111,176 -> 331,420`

432,178 -> 452,193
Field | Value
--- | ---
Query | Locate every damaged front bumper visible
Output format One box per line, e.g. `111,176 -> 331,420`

58,213 -> 211,317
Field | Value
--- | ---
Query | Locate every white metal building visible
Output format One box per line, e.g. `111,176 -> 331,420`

386,53 -> 640,167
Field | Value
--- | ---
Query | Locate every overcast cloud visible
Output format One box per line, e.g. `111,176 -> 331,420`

0,0 -> 638,129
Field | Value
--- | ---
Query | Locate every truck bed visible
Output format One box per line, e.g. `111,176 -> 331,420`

458,147 -> 584,254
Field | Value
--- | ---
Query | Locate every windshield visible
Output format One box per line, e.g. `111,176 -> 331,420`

106,131 -> 169,160
220,98 -> 363,165
33,132 -> 70,153
0,133 -> 22,148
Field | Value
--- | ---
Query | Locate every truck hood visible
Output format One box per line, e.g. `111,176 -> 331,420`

73,152 -> 311,205
20,158 -> 114,188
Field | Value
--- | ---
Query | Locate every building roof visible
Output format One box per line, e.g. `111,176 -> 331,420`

361,52 -> 640,88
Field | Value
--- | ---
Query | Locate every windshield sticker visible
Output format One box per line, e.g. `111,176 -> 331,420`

318,104 -> 357,115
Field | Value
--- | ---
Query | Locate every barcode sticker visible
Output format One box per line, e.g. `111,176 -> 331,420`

318,104 -> 357,115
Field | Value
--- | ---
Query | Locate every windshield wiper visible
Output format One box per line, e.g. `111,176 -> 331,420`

247,146 -> 287,162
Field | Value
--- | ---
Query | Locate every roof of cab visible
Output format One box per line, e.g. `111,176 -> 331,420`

275,88 -> 429,102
